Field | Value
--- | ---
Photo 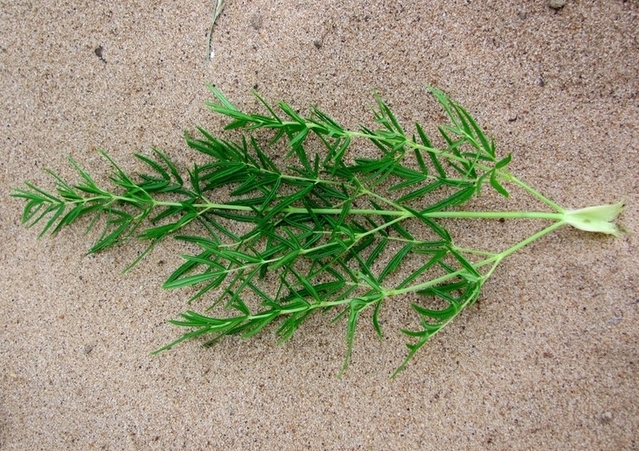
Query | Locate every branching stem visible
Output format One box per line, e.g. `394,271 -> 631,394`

12,86 -> 621,377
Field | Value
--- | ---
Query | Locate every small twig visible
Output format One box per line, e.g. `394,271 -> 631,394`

206,0 -> 225,62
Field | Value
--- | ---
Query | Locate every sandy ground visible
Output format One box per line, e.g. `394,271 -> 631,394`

1,1 -> 638,449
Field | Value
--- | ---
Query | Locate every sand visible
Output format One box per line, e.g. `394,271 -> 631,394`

1,1 -> 638,449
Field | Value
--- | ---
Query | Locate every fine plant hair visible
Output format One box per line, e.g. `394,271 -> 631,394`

12,86 -> 623,377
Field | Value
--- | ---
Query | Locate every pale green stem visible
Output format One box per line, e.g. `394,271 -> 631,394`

499,171 -> 565,212
386,220 -> 566,297
73,192 -> 566,224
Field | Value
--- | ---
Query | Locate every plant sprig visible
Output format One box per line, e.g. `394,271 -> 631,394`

12,86 -> 623,376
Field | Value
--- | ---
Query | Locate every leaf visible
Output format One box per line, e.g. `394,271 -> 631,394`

241,311 -> 279,338
372,300 -> 384,338
339,298 -> 368,377
135,152 -> 170,181
89,210 -> 134,253
365,237 -> 388,267
268,248 -> 301,271
396,248 -> 448,289
403,206 -> 452,242
396,180 -> 444,203
412,302 -> 459,321
421,184 -> 475,213
490,170 -> 510,197
495,153 -> 512,169
452,103 -> 493,159
373,92 -> 404,136
378,244 -> 413,283
448,247 -> 481,282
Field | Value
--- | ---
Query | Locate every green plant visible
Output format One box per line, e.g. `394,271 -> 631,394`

12,86 -> 623,376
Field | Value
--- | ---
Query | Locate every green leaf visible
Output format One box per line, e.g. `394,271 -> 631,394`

396,180 -> 444,203
396,249 -> 448,289
495,153 -> 512,169
339,298 -> 368,377
373,92 -> 404,136
452,103 -> 493,159
404,206 -> 452,242
378,244 -> 413,283
490,170 -> 509,197
412,302 -> 459,321
421,185 -> 475,213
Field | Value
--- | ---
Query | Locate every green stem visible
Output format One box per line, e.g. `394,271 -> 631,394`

68,193 -> 565,223
387,221 -> 566,297
286,208 -> 563,221
499,172 -> 565,212
152,195 -> 565,221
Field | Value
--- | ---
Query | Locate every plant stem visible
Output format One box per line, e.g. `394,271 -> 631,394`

388,220 -> 566,297
14,85 -> 621,376
500,172 -> 565,212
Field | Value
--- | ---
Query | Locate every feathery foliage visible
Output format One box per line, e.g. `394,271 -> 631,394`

12,86 -> 623,376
